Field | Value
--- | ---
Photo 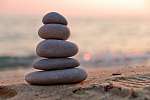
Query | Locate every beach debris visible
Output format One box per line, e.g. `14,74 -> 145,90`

112,72 -> 122,76
103,83 -> 114,92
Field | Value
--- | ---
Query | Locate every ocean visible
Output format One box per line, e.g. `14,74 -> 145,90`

0,15 -> 150,69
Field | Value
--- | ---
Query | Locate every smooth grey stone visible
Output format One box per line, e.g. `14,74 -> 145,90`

38,24 -> 70,40
42,12 -> 68,25
25,68 -> 87,85
36,40 -> 78,58
33,58 -> 80,70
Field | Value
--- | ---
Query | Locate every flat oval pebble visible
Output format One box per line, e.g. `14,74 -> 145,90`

33,58 -> 80,70
36,40 -> 78,58
38,24 -> 70,40
25,68 -> 87,85
42,12 -> 68,25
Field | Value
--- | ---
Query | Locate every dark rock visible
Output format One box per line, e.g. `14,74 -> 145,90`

36,40 -> 78,58
42,12 -> 68,25
25,68 -> 87,85
33,58 -> 80,70
38,24 -> 70,40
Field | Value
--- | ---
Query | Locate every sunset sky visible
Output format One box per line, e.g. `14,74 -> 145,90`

0,0 -> 150,18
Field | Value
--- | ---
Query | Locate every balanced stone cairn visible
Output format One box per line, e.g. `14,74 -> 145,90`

25,12 -> 87,85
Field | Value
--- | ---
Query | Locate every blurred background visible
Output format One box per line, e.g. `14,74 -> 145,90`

0,0 -> 150,70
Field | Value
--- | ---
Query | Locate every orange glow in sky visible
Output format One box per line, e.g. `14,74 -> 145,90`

0,0 -> 149,18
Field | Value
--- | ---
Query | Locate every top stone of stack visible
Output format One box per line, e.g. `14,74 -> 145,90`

42,12 -> 68,25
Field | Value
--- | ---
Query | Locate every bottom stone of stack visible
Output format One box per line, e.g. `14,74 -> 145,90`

25,68 -> 87,85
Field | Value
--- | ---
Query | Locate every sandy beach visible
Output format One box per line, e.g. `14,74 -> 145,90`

0,66 -> 150,100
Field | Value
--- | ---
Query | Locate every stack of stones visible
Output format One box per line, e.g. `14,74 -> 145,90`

25,12 -> 87,85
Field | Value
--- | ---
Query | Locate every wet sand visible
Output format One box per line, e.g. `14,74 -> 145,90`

0,66 -> 150,100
